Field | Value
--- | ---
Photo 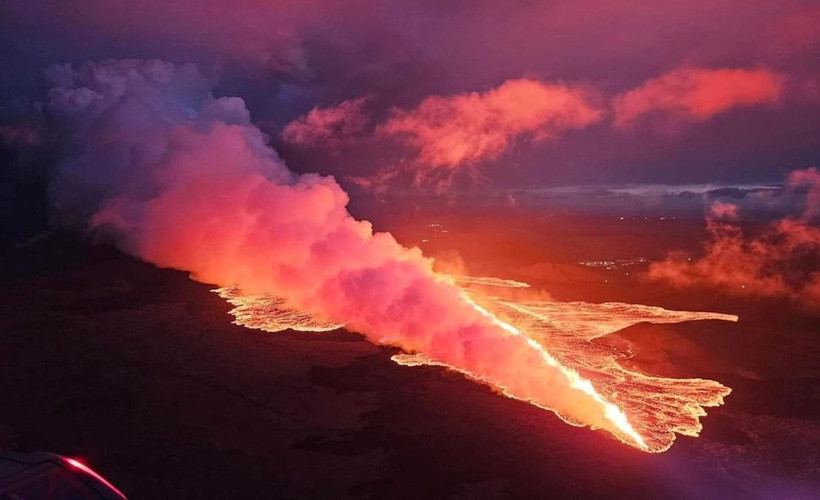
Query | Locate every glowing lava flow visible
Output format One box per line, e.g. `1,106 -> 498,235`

453,276 -> 532,288
396,290 -> 737,452
214,279 -> 736,452
458,293 -> 647,450
218,286 -> 342,332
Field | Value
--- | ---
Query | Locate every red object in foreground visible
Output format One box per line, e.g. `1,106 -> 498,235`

0,450 -> 126,499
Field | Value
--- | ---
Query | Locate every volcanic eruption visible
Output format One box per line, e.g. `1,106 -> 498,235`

41,59 -> 734,452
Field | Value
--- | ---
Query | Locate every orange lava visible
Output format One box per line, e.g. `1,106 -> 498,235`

214,278 -> 735,453
218,286 -> 342,332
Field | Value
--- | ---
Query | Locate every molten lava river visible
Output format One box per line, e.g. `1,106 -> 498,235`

216,277 -> 736,453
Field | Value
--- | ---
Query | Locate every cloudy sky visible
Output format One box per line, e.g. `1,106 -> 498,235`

1,0 -> 819,190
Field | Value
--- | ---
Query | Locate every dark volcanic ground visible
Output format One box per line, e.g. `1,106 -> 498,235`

1,233 -> 819,499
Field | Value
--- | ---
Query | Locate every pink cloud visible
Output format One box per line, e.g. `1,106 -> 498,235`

281,96 -> 370,148
378,78 -> 602,186
614,67 -> 784,128
649,168 -> 820,309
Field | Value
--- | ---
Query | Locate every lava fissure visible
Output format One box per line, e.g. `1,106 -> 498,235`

217,280 -> 736,453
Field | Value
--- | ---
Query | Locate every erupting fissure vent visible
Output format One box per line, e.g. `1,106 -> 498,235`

215,278 -> 736,453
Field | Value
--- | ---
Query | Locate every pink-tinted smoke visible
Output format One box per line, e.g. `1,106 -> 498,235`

649,168 -> 820,309
47,59 -> 636,442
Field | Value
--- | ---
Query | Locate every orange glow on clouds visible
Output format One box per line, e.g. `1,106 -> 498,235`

282,96 -> 370,148
651,168 -> 820,309
377,79 -> 601,187
614,67 -> 784,127
280,66 -> 789,190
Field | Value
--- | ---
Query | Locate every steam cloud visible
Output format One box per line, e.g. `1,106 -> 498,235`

44,59 -> 627,436
650,168 -> 820,309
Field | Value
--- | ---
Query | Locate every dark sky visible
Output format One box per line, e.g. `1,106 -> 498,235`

1,0 -> 818,190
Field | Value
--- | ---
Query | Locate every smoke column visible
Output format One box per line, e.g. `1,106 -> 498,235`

45,59 -> 644,447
